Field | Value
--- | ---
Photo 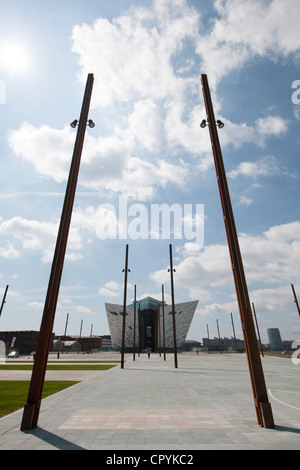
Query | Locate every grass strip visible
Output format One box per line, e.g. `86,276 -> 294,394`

0,381 -> 78,418
0,364 -> 116,371
5,360 -> 121,364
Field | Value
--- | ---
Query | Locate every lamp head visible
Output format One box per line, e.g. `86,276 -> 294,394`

70,120 -> 78,128
216,120 -> 224,129
200,119 -> 207,129
88,119 -> 95,128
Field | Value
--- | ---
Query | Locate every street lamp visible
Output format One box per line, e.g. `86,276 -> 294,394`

70,119 -> 95,129
200,119 -> 224,129
200,73 -> 274,429
168,244 -> 178,369
21,73 -> 94,431
121,244 -> 130,369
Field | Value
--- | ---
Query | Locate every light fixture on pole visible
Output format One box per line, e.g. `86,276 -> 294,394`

200,73 -> 274,429
168,244 -> 178,369
70,119 -> 95,129
121,244 -> 130,369
0,285 -> 9,318
200,119 -> 224,129
21,73 -> 94,431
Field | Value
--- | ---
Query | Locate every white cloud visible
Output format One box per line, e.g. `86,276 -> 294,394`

76,305 -> 92,314
228,156 -> 279,179
71,0 -> 200,107
7,0 -> 293,196
151,220 -> 300,307
105,281 -> 119,291
99,281 -> 120,298
0,216 -> 83,264
8,123 -> 74,183
28,302 -> 44,309
239,196 -> 253,206
0,243 -> 20,259
99,288 -> 120,298
197,0 -> 300,87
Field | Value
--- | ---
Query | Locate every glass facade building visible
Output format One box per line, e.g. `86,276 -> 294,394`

105,296 -> 198,352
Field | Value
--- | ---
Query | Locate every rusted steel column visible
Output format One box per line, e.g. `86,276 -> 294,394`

121,244 -> 130,369
162,285 -> 166,360
133,285 -> 136,361
216,319 -> 222,354
201,74 -> 274,428
252,303 -> 264,357
168,244 -> 178,368
21,74 -> 94,431
291,284 -> 300,317
230,312 -> 238,353
0,285 -> 9,318
206,324 -> 210,352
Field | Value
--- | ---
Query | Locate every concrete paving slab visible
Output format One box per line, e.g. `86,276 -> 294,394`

0,352 -> 299,450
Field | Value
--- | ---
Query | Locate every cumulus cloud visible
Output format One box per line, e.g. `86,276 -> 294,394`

7,0 -> 293,194
196,0 -> 300,87
71,0 -> 200,107
0,215 -> 83,264
151,220 -> 300,315
99,281 -> 120,297
228,156 -> 280,179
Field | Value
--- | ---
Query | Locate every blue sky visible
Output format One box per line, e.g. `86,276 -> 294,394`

0,0 -> 300,344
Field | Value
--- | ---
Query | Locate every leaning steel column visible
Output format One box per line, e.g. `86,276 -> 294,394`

0,285 -> 9,318
133,285 -> 137,361
21,74 -> 94,431
201,74 -> 274,428
291,284 -> 300,317
121,244 -> 130,369
168,244 -> 178,368
161,285 -> 166,360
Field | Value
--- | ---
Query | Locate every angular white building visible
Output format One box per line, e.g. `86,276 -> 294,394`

105,296 -> 198,352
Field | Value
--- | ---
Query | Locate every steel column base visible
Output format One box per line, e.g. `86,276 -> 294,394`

20,403 -> 37,431
260,402 -> 275,428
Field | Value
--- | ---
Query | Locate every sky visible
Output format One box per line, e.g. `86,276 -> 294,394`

0,0 -> 300,344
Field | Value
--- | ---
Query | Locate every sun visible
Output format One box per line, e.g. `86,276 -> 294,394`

0,42 -> 31,74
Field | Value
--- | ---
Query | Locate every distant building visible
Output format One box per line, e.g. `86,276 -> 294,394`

0,330 -> 54,356
54,335 -> 102,353
267,328 -> 283,350
100,335 -> 112,350
202,336 -> 245,352
182,340 -> 202,351
106,296 -> 198,352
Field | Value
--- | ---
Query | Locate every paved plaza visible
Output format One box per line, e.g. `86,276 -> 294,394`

0,352 -> 299,450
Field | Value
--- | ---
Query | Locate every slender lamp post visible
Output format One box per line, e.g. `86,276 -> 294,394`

291,284 -> 300,317
200,73 -> 274,428
168,244 -> 178,368
121,244 -> 130,369
138,304 -> 141,357
216,319 -> 222,354
0,285 -> 9,318
78,319 -> 83,354
61,312 -> 69,354
230,312 -> 238,353
161,285 -> 166,361
133,285 -> 136,361
20,73 -> 94,431
252,303 -> 264,357
206,324 -> 210,352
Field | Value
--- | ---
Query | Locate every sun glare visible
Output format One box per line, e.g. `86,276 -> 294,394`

0,42 -> 31,74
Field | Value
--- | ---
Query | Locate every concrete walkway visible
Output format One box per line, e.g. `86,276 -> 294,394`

0,352 -> 299,450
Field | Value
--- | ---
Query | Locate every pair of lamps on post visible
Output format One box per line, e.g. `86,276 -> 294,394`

200,119 -> 224,129
70,119 -> 95,129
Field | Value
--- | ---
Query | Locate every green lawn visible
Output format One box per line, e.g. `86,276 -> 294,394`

0,362 -> 119,418
0,381 -> 79,418
0,364 -> 117,371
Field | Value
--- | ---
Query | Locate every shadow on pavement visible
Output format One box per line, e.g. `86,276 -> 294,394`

22,428 -> 86,450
